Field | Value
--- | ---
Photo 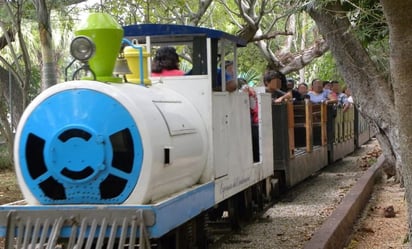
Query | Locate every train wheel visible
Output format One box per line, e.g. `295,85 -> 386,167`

228,189 -> 253,231
207,205 -> 225,221
227,197 -> 240,231
187,214 -> 209,249
252,182 -> 265,212
156,231 -> 177,249
156,214 -> 209,249
242,188 -> 254,222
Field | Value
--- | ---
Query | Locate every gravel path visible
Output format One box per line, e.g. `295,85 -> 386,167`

211,139 -> 379,249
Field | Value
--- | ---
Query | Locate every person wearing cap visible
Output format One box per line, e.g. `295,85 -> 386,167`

214,60 -> 237,92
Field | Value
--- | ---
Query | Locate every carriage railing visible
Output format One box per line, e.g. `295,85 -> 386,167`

330,104 -> 355,144
290,101 -> 327,154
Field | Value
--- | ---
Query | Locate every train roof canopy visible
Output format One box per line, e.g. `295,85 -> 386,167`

123,24 -> 247,47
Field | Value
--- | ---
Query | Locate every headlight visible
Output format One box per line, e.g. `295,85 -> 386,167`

70,36 -> 95,62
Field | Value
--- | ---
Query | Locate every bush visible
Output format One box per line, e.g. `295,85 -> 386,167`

0,143 -> 13,170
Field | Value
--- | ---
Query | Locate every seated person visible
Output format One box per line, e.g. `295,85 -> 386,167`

287,78 -> 295,91
151,47 -> 185,76
307,79 -> 332,103
264,70 -> 292,103
213,60 -> 236,92
342,85 -> 354,104
331,80 -> 353,112
286,77 -> 304,102
297,82 -> 309,99
291,88 -> 304,102
323,80 -> 332,94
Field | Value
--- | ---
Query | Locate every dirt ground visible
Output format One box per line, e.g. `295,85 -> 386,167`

345,177 -> 408,249
0,170 -> 22,204
345,148 -> 409,249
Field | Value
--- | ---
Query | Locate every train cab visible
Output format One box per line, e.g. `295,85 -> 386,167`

122,24 -> 275,204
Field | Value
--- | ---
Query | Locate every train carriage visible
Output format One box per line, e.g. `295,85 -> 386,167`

272,99 -> 373,189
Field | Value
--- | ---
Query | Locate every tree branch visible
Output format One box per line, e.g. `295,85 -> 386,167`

0,28 -> 15,50
250,30 -> 294,42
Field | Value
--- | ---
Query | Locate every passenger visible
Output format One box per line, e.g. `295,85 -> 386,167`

342,86 -> 354,105
214,60 -> 236,92
151,47 -> 185,76
287,78 -> 296,91
330,80 -> 347,106
323,80 -> 332,93
332,81 -> 352,112
239,78 -> 258,125
239,78 -> 259,162
264,70 -> 292,103
285,77 -> 304,102
307,79 -> 331,104
292,87 -> 304,102
297,82 -> 309,97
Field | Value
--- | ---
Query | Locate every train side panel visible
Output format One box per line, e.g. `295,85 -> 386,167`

355,107 -> 373,147
213,92 -> 273,204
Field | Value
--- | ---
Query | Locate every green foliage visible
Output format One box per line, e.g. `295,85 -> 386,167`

237,45 -> 267,83
238,69 -> 261,86
367,39 -> 389,78
348,0 -> 388,46
304,51 -> 343,83
28,66 -> 41,101
0,144 -> 13,170
343,1 -> 389,80
5,0 -> 390,102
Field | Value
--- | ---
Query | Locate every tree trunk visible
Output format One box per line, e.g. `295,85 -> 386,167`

32,0 -> 57,90
381,0 -> 412,241
308,0 -> 412,242
306,2 -> 399,177
0,1 -> 31,166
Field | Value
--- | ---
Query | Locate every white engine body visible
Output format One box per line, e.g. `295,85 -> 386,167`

14,80 -> 208,204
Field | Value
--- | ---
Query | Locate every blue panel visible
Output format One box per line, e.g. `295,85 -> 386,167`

18,89 -> 143,204
123,24 -> 247,47
149,182 -> 215,237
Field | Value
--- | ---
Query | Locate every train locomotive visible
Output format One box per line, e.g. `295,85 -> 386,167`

0,13 -> 373,249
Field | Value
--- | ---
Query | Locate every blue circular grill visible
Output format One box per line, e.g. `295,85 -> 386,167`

18,89 -> 143,204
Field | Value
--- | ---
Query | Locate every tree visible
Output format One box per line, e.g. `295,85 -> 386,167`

0,0 -> 334,166
380,0 -> 412,241
0,0 -> 84,166
31,0 -> 85,90
306,0 -> 412,242
31,0 -> 57,90
83,0 -> 329,79
0,1 -> 33,166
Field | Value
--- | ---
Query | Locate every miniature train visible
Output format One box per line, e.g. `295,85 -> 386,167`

0,13 -> 373,249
